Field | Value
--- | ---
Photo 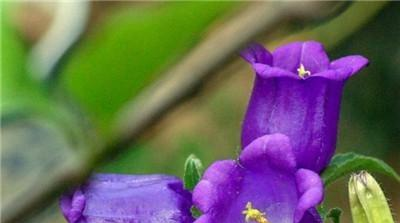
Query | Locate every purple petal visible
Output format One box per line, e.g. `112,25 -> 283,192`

273,41 -> 330,74
60,174 -> 193,223
241,74 -> 345,172
193,134 -> 322,223
330,55 -> 369,78
193,160 -> 240,213
299,208 -> 323,223
60,189 -> 85,223
240,43 -> 273,65
194,215 -> 213,223
294,169 -> 324,223
310,67 -> 352,81
239,133 -> 297,172
253,63 -> 299,79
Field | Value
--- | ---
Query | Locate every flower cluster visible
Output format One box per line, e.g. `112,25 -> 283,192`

60,41 -> 368,223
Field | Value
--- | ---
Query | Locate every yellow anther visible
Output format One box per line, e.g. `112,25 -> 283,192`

242,202 -> 270,223
297,64 -> 311,79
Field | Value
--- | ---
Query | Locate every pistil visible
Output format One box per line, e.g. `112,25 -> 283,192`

297,64 -> 311,79
242,202 -> 270,223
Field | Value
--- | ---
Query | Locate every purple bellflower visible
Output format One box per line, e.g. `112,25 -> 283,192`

60,174 -> 194,223
240,41 -> 368,172
193,133 -> 324,223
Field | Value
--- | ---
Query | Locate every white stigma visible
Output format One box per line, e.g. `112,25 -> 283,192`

297,64 -> 311,79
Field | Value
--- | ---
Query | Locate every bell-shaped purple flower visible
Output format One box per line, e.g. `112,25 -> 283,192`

241,41 -> 369,172
193,133 -> 324,223
60,174 -> 194,223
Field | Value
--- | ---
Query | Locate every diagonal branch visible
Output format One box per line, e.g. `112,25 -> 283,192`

111,2 -> 342,153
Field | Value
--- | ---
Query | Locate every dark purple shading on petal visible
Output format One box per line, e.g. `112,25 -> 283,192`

193,134 -> 323,223
300,208 -> 323,223
240,43 -> 273,65
60,174 -> 194,223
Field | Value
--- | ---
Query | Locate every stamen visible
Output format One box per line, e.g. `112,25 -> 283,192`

242,202 -> 270,223
297,64 -> 311,79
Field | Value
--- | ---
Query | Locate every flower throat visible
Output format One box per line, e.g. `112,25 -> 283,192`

297,64 -> 311,79
242,202 -> 270,223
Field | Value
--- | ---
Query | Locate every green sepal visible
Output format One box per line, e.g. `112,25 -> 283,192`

191,206 -> 202,218
183,154 -> 203,190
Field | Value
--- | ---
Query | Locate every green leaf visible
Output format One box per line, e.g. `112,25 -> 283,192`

183,154 -> 203,190
61,2 -> 237,137
322,152 -> 400,186
1,3 -> 47,115
326,207 -> 342,223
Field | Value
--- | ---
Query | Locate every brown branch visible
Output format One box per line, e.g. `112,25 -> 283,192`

112,2 -> 341,149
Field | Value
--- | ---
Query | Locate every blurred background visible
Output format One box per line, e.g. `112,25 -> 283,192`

1,1 -> 399,223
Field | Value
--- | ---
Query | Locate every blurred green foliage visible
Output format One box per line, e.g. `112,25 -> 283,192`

334,4 -> 400,157
61,2 -> 237,137
1,4 -> 81,136
1,4 -> 47,116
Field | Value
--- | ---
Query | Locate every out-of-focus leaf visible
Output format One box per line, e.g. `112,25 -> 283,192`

1,3 -> 89,144
1,5 -> 90,221
322,152 -> 400,186
61,2 -> 237,137
0,3 -> 48,115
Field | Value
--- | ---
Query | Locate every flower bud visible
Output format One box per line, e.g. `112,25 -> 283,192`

348,171 -> 394,223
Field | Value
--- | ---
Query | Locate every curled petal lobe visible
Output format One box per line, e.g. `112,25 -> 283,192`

192,180 -> 216,213
330,55 -> 369,78
240,43 -> 273,65
253,63 -> 299,79
239,133 -> 296,172
294,169 -> 324,223
310,67 -> 352,81
60,174 -> 193,223
60,189 -> 85,223
193,160 -> 240,214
